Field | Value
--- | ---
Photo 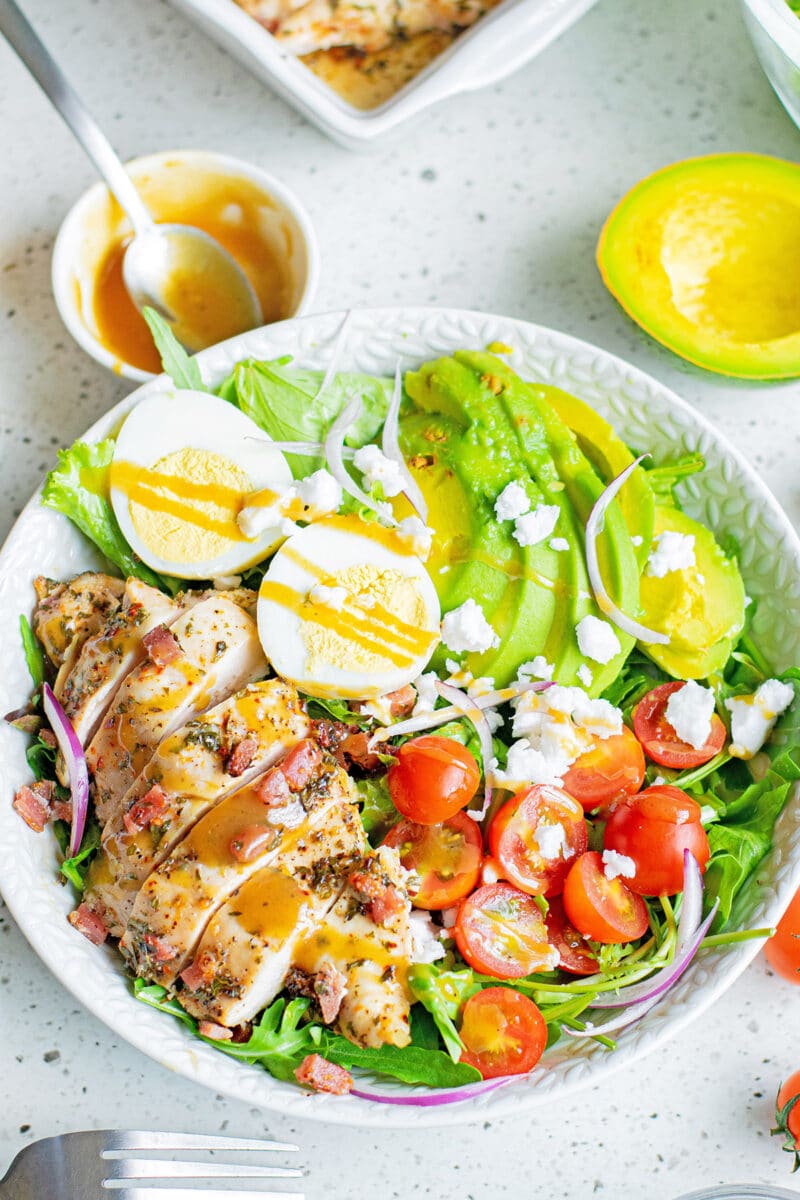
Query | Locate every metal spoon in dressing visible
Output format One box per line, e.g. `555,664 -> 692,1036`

0,0 -> 262,354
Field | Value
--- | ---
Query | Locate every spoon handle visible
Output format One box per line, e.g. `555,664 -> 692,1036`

0,0 -> 153,235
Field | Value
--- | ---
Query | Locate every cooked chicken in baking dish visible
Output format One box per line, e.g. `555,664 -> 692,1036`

21,571 -> 426,1059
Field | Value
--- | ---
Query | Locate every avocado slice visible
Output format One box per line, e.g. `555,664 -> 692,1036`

597,153 -> 800,379
638,505 -> 746,678
546,388 -> 654,570
402,353 -> 642,694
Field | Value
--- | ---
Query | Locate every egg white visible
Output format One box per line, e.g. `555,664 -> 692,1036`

257,516 -> 441,700
110,389 -> 292,579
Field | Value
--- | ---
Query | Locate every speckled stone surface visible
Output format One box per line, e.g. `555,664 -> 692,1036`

1,0 -> 800,1194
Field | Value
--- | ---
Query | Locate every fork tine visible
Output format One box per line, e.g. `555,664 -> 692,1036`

106,1159 -> 302,1181
102,1131 -> 299,1154
119,1191 -> 305,1200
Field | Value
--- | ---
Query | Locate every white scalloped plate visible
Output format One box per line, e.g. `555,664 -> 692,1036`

2,307 -> 800,1127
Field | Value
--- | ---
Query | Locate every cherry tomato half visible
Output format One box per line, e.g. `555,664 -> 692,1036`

633,681 -> 726,770
603,785 -> 710,896
562,851 -> 650,944
454,882 -> 556,978
775,1070 -> 800,1169
764,887 -> 800,984
488,784 -> 588,897
387,736 -> 481,825
459,987 -> 547,1079
545,895 -> 599,975
382,812 -> 483,910
560,725 -> 646,813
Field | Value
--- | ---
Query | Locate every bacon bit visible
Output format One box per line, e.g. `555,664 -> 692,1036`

179,958 -> 210,991
281,739 -> 323,791
225,736 -> 258,778
294,1053 -> 352,1095
386,685 -> 416,717
229,823 -> 274,863
314,962 -> 348,1025
348,869 -> 404,926
198,1020 -> 233,1041
142,624 -> 181,667
123,783 -> 169,835
68,903 -> 108,946
143,932 -> 177,963
341,730 -> 381,772
255,766 -> 292,807
311,718 -> 349,757
51,799 -> 73,823
39,728 -> 57,749
13,781 -> 54,832
230,1022 -> 253,1043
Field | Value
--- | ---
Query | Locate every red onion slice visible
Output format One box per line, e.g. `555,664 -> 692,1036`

369,681 -> 552,747
585,456 -> 669,646
436,681 -> 495,818
42,681 -> 89,857
382,363 -> 428,521
350,1076 -> 513,1106
324,395 -> 396,523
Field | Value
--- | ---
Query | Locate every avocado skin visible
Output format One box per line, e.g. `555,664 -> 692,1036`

402,352 -> 643,693
639,505 -> 746,679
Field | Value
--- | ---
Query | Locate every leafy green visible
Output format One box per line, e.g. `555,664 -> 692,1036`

134,979 -> 198,1029
217,357 -> 391,476
409,1004 -> 441,1051
42,439 -> 181,594
600,649 -> 661,718
354,776 -> 399,841
213,997 -> 319,1082
316,1029 -> 480,1087
19,614 -> 44,690
305,696 -> 372,729
142,307 -> 205,392
54,819 -> 101,892
408,963 -> 479,1062
26,733 -> 57,781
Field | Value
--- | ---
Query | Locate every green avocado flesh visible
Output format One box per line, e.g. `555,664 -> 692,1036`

401,352 -> 645,693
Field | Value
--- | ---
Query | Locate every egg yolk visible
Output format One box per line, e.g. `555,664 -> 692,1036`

123,448 -> 251,565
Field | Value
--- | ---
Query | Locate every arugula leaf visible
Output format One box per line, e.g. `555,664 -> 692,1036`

134,979 -> 198,1029
409,1004 -> 441,1052
26,733 -> 57,781
317,1029 -> 480,1087
56,819 -> 101,892
19,614 -> 44,690
354,776 -> 399,841
42,440 -> 181,594
142,307 -> 205,392
218,358 -> 391,476
213,997 -> 319,1082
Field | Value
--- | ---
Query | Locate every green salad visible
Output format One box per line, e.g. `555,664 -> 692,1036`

10,311 -> 798,1106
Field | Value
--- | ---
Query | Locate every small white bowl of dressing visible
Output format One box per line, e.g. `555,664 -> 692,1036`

51,149 -> 320,382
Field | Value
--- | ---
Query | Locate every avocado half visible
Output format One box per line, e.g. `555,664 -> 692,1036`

597,153 -> 800,379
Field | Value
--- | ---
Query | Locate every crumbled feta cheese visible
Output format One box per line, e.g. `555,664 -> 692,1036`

513,504 -> 560,548
409,911 -> 446,964
495,687 -> 623,789
549,537 -> 570,552
361,695 -> 396,726
482,859 -> 501,885
602,849 -> 636,881
440,906 -> 459,929
397,515 -> 434,558
212,574 -> 242,589
295,468 -> 342,518
664,680 -> 716,750
535,822 -> 567,861
576,615 -> 621,665
484,708 -> 504,734
631,535 -> 643,548
266,798 -> 306,828
238,486 -> 298,538
445,662 -> 474,689
467,676 -> 495,698
441,599 -> 500,653
491,739 -> 566,788
646,531 -> 696,578
412,671 -> 439,716
726,678 -> 795,760
577,664 -> 593,689
308,583 -> 348,611
352,444 -> 405,497
653,775 -> 666,786
517,655 -> 554,682
495,481 -> 530,522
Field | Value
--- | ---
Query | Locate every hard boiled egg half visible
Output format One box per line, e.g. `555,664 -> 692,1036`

110,389 -> 292,579
257,514 -> 441,700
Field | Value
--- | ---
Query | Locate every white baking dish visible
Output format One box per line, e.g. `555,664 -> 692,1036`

167,0 -> 600,147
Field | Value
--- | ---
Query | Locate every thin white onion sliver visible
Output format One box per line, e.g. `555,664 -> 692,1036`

382,362 -> 428,521
436,680 -> 494,818
324,395 -> 395,522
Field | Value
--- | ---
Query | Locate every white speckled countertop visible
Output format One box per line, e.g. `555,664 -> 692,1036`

2,1 -> 800,1195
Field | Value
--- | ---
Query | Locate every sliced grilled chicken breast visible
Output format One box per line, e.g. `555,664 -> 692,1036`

85,679 -> 309,936
293,845 -> 414,1048
179,799 -> 364,1028
33,573 -> 125,685
121,747 -> 352,987
57,579 -> 182,747
88,596 -> 267,824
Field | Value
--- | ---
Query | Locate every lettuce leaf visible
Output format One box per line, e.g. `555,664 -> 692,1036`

42,439 -> 181,595
217,358 -> 391,476
354,776 -> 399,841
53,818 -> 101,892
142,307 -> 205,392
19,614 -> 44,690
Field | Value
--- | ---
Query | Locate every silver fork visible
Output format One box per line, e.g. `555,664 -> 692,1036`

0,1130 -> 304,1199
